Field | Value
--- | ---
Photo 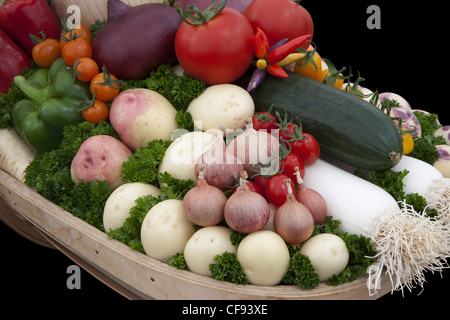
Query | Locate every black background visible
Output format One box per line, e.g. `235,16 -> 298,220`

1,0 -> 448,312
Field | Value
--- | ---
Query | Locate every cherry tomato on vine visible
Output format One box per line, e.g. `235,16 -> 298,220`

281,152 -> 305,184
62,38 -> 92,67
253,175 -> 269,198
265,173 -> 296,208
60,25 -> 92,51
293,47 -> 327,82
175,6 -> 254,85
290,133 -> 320,166
252,110 -> 278,132
90,70 -> 121,101
32,38 -> 61,68
82,99 -> 109,124
75,57 -> 99,82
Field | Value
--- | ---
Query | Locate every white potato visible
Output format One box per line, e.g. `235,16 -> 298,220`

187,84 -> 254,131
184,226 -> 237,277
141,199 -> 196,261
237,230 -> 290,286
300,233 -> 349,282
158,131 -> 216,182
103,182 -> 161,232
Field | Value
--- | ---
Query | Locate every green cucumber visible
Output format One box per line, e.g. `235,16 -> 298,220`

236,70 -> 403,171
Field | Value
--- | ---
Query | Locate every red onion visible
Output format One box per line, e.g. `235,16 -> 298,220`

273,179 -> 314,247
227,118 -> 280,178
182,166 -> 227,226
92,0 -> 182,80
195,127 -> 243,191
173,0 -> 252,13
294,167 -> 328,225
224,171 -> 270,233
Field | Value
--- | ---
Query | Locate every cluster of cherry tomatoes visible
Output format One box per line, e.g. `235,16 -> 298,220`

30,26 -> 122,124
235,109 -> 320,208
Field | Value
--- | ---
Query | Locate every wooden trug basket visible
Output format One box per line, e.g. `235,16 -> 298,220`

0,169 -> 393,299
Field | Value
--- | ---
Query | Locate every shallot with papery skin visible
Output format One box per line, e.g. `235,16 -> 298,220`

182,166 -> 227,226
273,178 -> 314,247
294,166 -> 327,225
195,127 -> 243,191
227,118 -> 280,178
224,171 -> 270,233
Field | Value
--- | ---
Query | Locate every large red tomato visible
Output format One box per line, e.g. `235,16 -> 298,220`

244,0 -> 314,48
175,7 -> 255,85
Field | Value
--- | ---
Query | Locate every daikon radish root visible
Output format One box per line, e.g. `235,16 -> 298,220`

0,127 -> 35,182
391,155 -> 450,223
303,159 -> 450,295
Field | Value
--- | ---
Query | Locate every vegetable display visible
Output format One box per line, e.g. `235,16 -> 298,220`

1,0 -> 449,300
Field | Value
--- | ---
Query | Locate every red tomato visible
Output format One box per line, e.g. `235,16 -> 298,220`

253,175 -> 269,198
244,0 -> 314,48
252,111 -> 278,132
175,7 -> 255,85
265,174 -> 296,208
279,122 -> 297,141
290,133 -> 320,166
281,152 -> 305,184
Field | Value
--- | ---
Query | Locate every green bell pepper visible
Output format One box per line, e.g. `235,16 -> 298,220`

12,58 -> 91,153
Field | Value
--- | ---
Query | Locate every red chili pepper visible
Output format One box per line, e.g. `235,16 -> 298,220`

0,0 -> 61,56
254,27 -> 270,59
266,64 -> 288,78
0,28 -> 31,93
266,34 -> 312,65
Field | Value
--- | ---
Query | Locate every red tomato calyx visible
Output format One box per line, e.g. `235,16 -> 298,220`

178,0 -> 227,25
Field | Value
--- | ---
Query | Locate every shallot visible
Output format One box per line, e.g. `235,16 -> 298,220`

224,171 -> 270,233
273,179 -> 314,247
294,166 -> 327,225
227,118 -> 280,178
195,127 -> 243,191
182,166 -> 227,226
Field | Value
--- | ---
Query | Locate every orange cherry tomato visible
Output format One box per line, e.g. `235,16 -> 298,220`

75,57 -> 99,82
60,26 -> 92,51
82,99 -> 109,124
90,71 -> 121,101
62,38 -> 92,67
32,38 -> 62,68
293,50 -> 326,82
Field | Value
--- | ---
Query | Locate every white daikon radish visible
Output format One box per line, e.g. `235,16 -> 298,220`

302,159 -> 450,295
391,155 -> 450,223
0,127 -> 36,182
